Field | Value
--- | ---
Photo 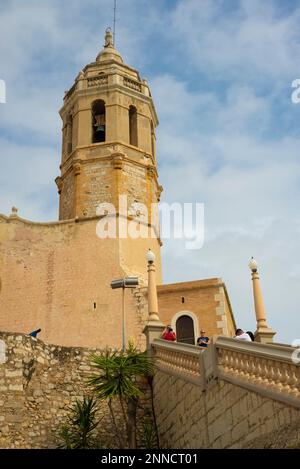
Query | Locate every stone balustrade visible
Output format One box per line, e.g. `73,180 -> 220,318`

153,339 -> 203,385
63,73 -> 147,100
123,76 -> 142,92
215,337 -> 300,408
87,75 -> 108,88
152,336 -> 300,409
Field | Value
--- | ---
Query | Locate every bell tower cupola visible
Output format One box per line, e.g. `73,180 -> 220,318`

56,28 -> 160,222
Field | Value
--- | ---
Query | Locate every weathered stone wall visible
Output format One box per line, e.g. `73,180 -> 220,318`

0,331 -> 151,449
153,370 -> 300,448
59,170 -> 75,220
80,161 -> 113,216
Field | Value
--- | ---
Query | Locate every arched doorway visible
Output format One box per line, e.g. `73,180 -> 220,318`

176,315 -> 195,345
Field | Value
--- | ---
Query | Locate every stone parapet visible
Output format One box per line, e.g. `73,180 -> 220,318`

152,336 -> 300,448
152,339 -> 203,386
215,337 -> 300,409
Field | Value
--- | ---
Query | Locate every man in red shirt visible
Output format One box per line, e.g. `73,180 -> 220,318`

162,325 -> 176,341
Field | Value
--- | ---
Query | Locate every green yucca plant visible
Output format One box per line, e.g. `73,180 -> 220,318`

89,342 -> 154,449
139,419 -> 158,449
57,395 -> 102,449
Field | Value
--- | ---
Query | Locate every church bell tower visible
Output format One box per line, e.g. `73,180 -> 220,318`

56,29 -> 162,282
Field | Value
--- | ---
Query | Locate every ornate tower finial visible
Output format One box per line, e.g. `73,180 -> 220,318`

104,27 -> 114,48
10,206 -> 18,217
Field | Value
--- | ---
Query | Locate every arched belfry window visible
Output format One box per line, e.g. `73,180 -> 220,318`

176,315 -> 195,345
129,105 -> 138,147
92,100 -> 106,143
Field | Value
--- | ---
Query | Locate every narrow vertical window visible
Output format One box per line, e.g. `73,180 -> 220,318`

129,105 -> 138,147
67,114 -> 73,154
92,100 -> 106,143
151,120 -> 155,158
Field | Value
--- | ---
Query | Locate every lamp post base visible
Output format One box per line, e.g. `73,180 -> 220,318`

143,321 -> 165,354
254,327 -> 276,344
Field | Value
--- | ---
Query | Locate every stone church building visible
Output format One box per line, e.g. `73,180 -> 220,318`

0,30 -> 236,349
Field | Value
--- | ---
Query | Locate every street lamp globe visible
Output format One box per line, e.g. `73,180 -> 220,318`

249,257 -> 258,272
146,249 -> 155,264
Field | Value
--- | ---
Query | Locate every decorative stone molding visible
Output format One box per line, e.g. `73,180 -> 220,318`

73,162 -> 81,176
157,185 -> 163,201
112,153 -> 124,170
147,166 -> 155,178
55,176 -> 63,194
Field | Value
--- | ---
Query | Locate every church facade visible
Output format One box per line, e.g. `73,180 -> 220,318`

0,30 -> 236,348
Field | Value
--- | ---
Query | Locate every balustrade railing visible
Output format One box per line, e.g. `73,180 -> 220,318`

216,337 -> 300,405
152,336 -> 300,407
152,339 -> 202,385
123,77 -> 142,92
87,75 -> 108,88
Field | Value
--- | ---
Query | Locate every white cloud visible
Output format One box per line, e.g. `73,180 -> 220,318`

0,138 -> 59,220
169,0 -> 300,82
153,69 -> 300,343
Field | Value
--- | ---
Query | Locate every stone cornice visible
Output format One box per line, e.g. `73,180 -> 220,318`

60,141 -> 156,171
157,278 -> 223,294
59,152 -> 159,190
82,59 -> 142,80
0,213 -> 162,245
59,157 -> 159,186
0,214 -> 99,227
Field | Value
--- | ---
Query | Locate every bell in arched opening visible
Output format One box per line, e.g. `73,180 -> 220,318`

92,100 -> 106,143
94,114 -> 105,141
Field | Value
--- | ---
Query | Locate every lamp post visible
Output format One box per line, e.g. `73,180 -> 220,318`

143,249 -> 165,353
146,249 -> 160,322
248,257 -> 276,343
111,276 -> 139,351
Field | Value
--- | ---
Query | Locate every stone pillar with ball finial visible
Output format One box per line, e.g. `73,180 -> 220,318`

249,257 -> 276,343
143,249 -> 165,353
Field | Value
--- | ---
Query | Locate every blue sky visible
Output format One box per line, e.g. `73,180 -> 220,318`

1,0 -> 300,343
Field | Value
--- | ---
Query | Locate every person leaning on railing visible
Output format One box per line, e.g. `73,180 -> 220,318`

234,329 -> 252,342
162,325 -> 176,341
197,329 -> 210,347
